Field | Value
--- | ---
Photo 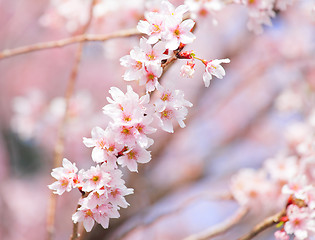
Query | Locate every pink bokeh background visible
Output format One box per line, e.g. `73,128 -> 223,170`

0,0 -> 315,239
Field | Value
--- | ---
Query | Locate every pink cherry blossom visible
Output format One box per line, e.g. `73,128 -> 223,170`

160,0 -> 189,21
48,158 -> 78,195
154,84 -> 192,133
107,185 -> 134,208
120,52 -> 145,81
83,126 -> 123,166
117,144 -> 151,172
180,61 -> 195,78
282,175 -> 310,200
264,155 -> 298,183
139,64 -> 163,92
230,169 -> 276,210
93,203 -> 120,229
155,104 -> 187,133
137,12 -> 165,44
274,230 -> 290,240
82,165 -> 111,192
284,204 -> 315,240
203,58 -> 230,87
139,37 -> 169,64
164,18 -> 196,50
72,207 -> 96,232
185,0 -> 224,21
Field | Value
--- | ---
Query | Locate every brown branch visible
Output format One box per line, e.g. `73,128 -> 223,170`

238,208 -> 286,240
0,28 -> 141,60
46,1 -> 97,240
184,206 -> 249,240
69,204 -> 82,240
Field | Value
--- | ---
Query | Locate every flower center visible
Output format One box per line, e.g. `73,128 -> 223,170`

153,24 -> 161,33
92,176 -> 99,182
127,150 -> 136,159
174,29 -> 180,36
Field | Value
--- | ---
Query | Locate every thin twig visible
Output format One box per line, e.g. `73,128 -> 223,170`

0,28 -> 141,60
69,204 -> 82,240
184,206 -> 249,240
46,1 -> 97,240
238,208 -> 286,240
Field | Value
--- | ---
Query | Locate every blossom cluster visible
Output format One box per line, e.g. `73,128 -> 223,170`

40,0 -> 146,33
11,89 -> 97,146
184,0 -> 293,34
121,0 -> 196,92
40,0 -> 296,35
184,0 -> 225,23
234,0 -> 293,34
48,0 -> 230,233
49,158 -> 133,231
230,80 -> 315,240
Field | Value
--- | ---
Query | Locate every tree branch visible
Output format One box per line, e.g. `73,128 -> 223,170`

0,28 -> 141,60
184,206 -> 248,240
46,1 -> 97,240
238,208 -> 286,240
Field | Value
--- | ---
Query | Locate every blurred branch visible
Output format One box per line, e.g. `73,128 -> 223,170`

109,192 -> 233,240
69,204 -> 81,240
0,28 -> 141,60
238,208 -> 286,240
184,206 -> 248,240
46,1 -> 97,240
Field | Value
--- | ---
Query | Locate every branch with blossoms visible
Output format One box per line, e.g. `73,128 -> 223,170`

47,0 -> 231,237
3,0 -> 312,239
225,78 -> 315,240
238,208 -> 286,240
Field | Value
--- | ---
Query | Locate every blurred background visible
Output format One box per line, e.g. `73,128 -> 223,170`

0,0 -> 315,239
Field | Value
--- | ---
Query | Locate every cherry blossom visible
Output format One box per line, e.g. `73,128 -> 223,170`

264,155 -> 298,183
202,58 -> 230,87
139,64 -> 163,92
48,158 -> 78,195
180,60 -> 195,78
154,84 -> 193,133
46,0 -> 233,234
137,12 -> 166,44
230,169 -> 277,210
72,207 -> 96,232
282,175 -> 310,199
164,18 -> 196,50
117,144 -> 151,172
83,126 -> 123,166
274,229 -> 290,240
185,0 -> 225,20
139,38 -> 169,64
81,165 -> 111,192
284,204 -> 315,240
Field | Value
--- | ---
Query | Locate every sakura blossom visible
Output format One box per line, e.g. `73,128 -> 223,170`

202,58 -> 230,87
180,60 -> 195,78
284,205 -> 315,240
4,0 -> 313,239
185,0 -> 225,20
48,158 -> 79,195
83,126 -> 123,165
137,12 -> 166,44
274,230 -> 290,240
139,64 -> 163,92
154,84 -> 192,133
163,18 -> 196,50
117,144 -> 151,172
